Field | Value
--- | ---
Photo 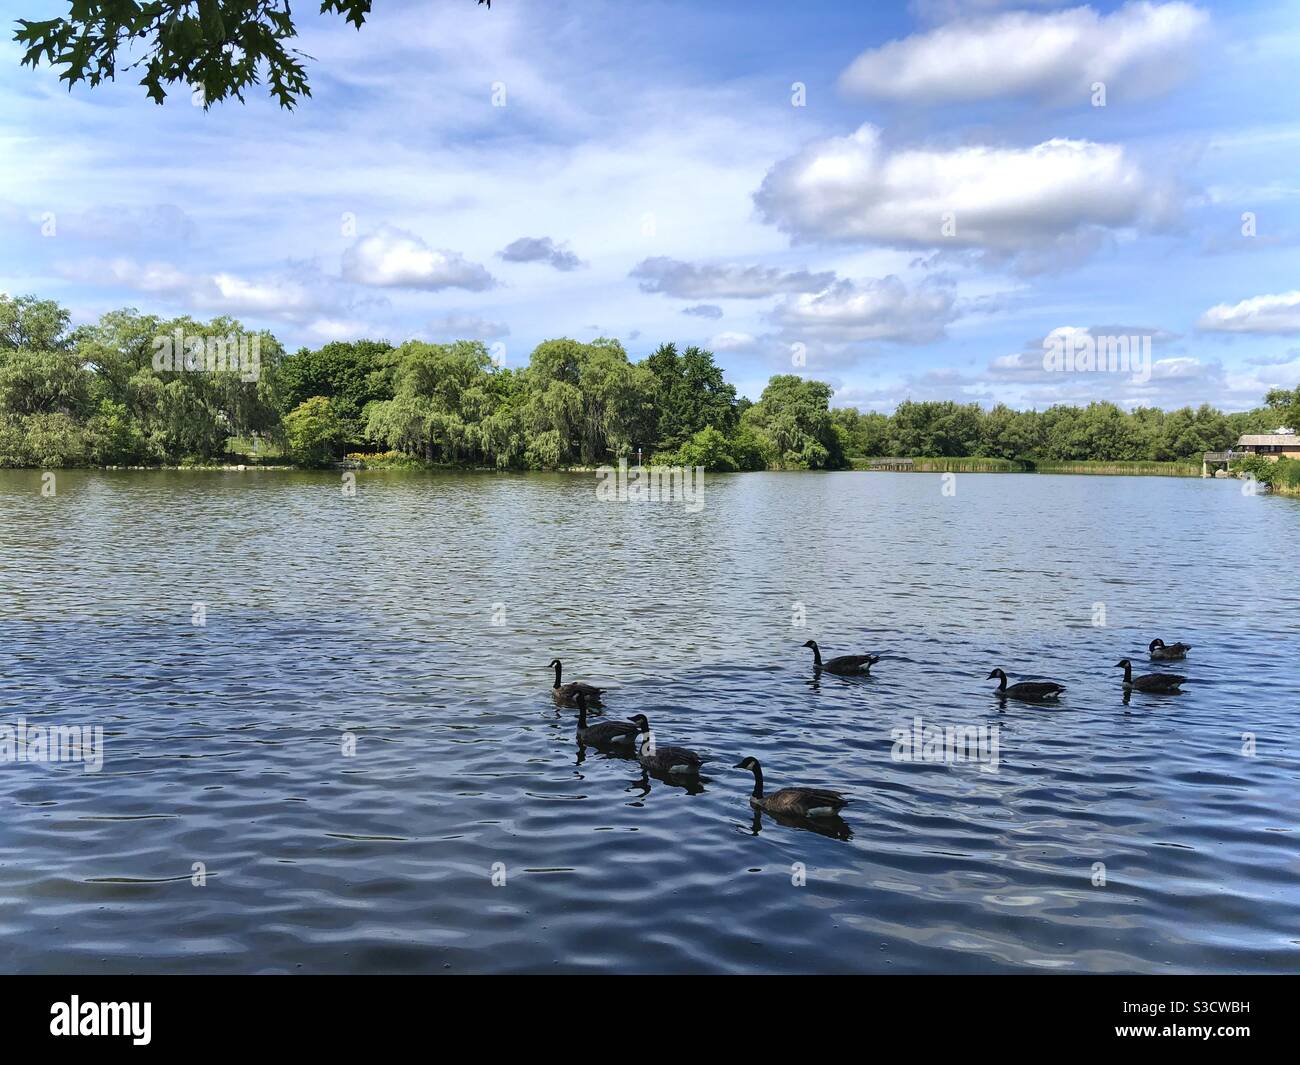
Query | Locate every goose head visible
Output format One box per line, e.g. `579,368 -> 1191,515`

628,714 -> 650,733
986,668 -> 1006,681
547,658 -> 561,669
733,756 -> 761,772
1147,640 -> 1164,652
802,640 -> 818,651
1114,659 -> 1132,669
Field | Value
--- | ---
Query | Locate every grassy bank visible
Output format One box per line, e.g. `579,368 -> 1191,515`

851,457 -> 1200,477
1248,456 -> 1300,496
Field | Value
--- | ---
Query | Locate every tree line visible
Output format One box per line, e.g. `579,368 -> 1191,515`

1,294 -> 1293,471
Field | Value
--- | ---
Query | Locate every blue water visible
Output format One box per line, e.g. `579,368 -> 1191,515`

0,469 -> 1297,972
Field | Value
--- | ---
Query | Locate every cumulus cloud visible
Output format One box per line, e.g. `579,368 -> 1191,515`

841,3 -> 1208,105
709,330 -> 759,351
682,304 -> 723,319
771,276 -> 956,343
754,125 -> 1173,270
57,257 -> 333,320
342,226 -> 495,291
498,236 -> 585,271
1197,291 -> 1300,335
630,256 -> 835,299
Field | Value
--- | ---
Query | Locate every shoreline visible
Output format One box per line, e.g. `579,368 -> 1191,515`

0,460 -> 1259,481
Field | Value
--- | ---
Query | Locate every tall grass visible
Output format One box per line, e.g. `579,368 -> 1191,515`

851,457 -> 1201,477
1031,460 -> 1200,477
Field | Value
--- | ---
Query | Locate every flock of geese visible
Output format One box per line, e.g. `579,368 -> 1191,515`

547,636 -> 1193,830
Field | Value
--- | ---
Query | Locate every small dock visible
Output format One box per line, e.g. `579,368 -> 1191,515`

1202,451 -> 1236,477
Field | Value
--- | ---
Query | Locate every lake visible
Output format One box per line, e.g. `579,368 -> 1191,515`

0,468 -> 1297,973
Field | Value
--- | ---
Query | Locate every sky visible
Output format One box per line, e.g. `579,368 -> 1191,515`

1,0 -> 1298,412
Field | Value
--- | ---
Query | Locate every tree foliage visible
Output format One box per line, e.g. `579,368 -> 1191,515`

0,293 -> 1286,471
14,1 -> 488,109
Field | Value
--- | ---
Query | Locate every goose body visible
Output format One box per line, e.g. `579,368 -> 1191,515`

1149,638 -> 1191,661
987,668 -> 1065,701
734,757 -> 848,818
629,714 -> 705,776
1117,658 -> 1185,693
549,658 -> 605,707
574,692 -> 636,748
803,640 -> 879,676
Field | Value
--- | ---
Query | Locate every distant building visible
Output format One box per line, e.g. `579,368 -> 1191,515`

1236,428 -> 1300,461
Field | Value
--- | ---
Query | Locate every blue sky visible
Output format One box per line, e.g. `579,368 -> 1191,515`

1,0 -> 1298,411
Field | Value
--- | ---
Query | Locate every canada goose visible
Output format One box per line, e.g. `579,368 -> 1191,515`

574,692 -> 636,748
549,659 -> 604,707
1116,659 -> 1185,693
802,640 -> 879,676
628,714 -> 705,776
733,756 -> 848,818
1149,638 -> 1191,661
987,668 -> 1065,701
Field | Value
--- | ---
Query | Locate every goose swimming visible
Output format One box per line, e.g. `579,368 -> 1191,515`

1116,659 -> 1186,693
802,640 -> 880,676
549,658 -> 605,707
574,691 -> 637,749
1148,638 -> 1191,661
733,756 -> 849,818
628,714 -> 705,776
987,668 -> 1065,701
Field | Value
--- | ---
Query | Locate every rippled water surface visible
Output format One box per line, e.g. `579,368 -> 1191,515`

1,469 -> 1297,973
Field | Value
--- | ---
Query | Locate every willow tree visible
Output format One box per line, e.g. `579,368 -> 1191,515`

363,340 -> 509,464
521,338 -> 654,467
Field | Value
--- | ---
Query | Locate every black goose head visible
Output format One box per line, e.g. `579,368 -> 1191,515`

548,658 -> 561,669
802,640 -> 818,651
1114,659 -> 1132,669
986,668 -> 1006,681
733,756 -> 760,772
1148,639 -> 1164,652
628,714 -> 650,733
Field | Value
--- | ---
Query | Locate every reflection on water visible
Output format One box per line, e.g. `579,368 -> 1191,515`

0,468 -> 1297,973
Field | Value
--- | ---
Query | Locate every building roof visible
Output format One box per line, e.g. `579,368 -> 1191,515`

1238,434 -> 1300,446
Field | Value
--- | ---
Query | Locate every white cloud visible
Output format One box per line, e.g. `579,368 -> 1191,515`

841,3 -> 1208,105
1197,291 -> 1300,334
771,276 -> 956,343
57,257 -> 331,320
754,125 -> 1173,268
630,257 -> 835,299
710,330 -> 758,351
341,226 -> 495,291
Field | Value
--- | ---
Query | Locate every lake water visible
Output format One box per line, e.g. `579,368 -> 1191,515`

1,468 -> 1297,973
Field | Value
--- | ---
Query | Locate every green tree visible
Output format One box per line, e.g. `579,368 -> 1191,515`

1264,386 -> 1300,432
742,375 -> 845,470
364,340 -> 513,464
284,396 -> 346,467
521,338 -> 654,467
278,339 -> 393,443
641,342 -> 737,453
0,294 -> 71,351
